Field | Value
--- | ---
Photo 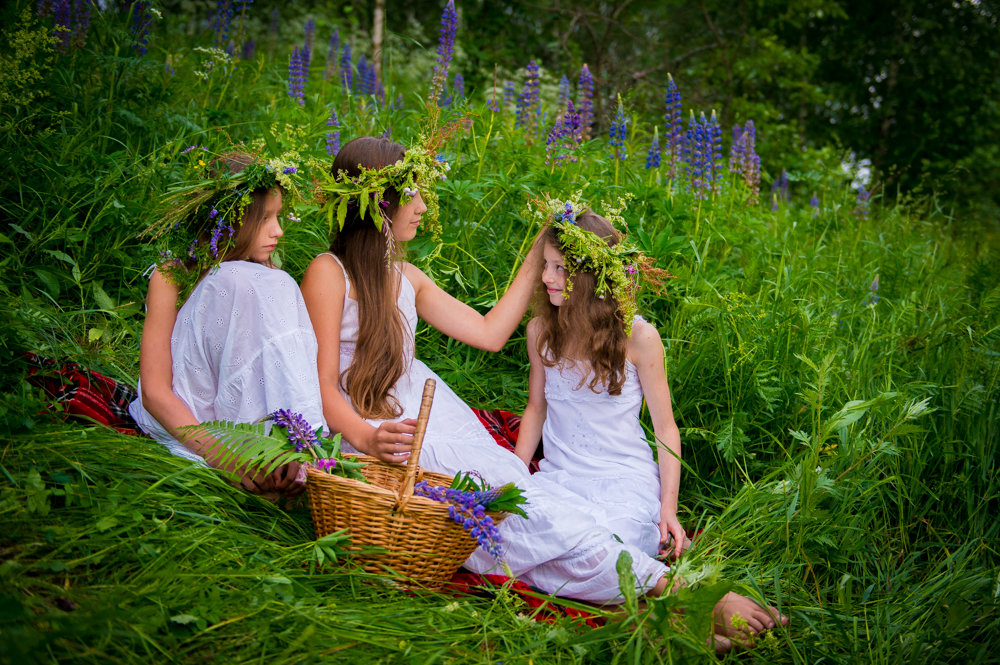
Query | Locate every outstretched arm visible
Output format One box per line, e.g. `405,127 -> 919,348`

514,318 -> 547,467
138,269 -> 300,495
300,254 -> 416,463
630,320 -> 685,559
405,232 -> 543,352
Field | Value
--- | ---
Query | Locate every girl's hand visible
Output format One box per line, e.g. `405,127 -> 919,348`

658,511 -> 689,560
364,418 -> 417,463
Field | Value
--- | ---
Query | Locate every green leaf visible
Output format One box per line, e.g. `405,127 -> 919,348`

95,515 -> 118,531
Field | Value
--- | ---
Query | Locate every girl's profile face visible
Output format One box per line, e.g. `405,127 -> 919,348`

542,241 -> 568,306
249,189 -> 284,263
390,189 -> 428,242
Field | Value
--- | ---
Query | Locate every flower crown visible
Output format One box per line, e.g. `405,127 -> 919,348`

144,146 -> 302,300
534,194 -> 669,335
317,143 -> 450,239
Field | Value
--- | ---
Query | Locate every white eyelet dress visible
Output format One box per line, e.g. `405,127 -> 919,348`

326,254 -> 667,603
130,261 -> 326,461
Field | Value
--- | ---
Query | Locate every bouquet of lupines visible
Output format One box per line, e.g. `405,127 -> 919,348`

194,410 -> 365,481
413,472 -> 527,559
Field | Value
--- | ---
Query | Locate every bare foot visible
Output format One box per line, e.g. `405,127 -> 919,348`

712,635 -> 734,655
713,592 -> 788,641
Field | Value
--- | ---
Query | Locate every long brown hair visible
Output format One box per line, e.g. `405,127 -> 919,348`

329,136 -> 409,419
533,210 -> 630,395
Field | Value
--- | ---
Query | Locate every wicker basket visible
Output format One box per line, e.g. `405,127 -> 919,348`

306,379 -> 504,588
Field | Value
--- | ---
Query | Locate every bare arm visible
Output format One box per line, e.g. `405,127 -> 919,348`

300,254 -> 416,463
405,233 -> 543,352
630,320 -> 684,558
138,268 -> 302,496
514,318 -> 547,467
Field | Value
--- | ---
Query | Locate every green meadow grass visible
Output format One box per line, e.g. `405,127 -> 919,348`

2,5 -> 998,663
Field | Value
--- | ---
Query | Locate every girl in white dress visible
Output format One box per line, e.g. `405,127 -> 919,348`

130,151 -> 323,498
301,137 -> 789,642
513,204 -> 684,559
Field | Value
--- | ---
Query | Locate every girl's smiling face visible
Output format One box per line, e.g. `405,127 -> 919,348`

390,189 -> 428,242
542,242 -> 568,306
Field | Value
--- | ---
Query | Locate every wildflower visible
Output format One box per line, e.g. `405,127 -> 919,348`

314,458 -> 338,472
393,93 -> 404,110
730,120 -> 761,205
577,64 -> 594,139
609,99 -> 628,162
854,185 -> 871,219
182,145 -> 198,154
809,193 -> 820,217
503,80 -> 516,109
770,169 -> 790,207
862,274 -> 880,306
430,0 -> 458,104
288,46 -> 306,105
684,111 -> 711,200
402,187 -> 418,198
452,72 -> 465,101
340,41 -> 353,91
515,60 -> 541,130
326,109 -> 341,156
545,101 -> 582,167
557,74 -> 570,108
324,29 -> 339,81
414,480 -> 504,558
625,264 -> 638,276
241,39 -> 255,60
646,128 -> 661,169
214,0 -> 234,50
706,110 -> 723,195
268,409 -> 320,452
357,55 -> 372,95
302,17 -> 315,69
663,74 -> 683,181
129,0 -> 152,56
282,166 -> 297,175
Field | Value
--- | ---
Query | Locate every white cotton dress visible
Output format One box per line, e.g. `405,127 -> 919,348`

536,351 -> 662,557
325,253 -> 667,603
129,261 -> 326,461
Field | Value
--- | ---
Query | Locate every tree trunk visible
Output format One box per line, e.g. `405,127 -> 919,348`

373,0 -> 386,85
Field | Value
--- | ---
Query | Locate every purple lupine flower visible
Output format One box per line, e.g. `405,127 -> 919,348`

545,101 -> 582,167
302,18 -> 315,68
209,221 -> 225,257
729,125 -> 744,174
706,110 -> 723,195
487,77 -> 500,113
282,167 -> 297,174
557,74 -> 570,108
854,185 -> 871,219
242,38 -> 255,60
809,193 -> 820,217
357,55 -> 371,95
326,108 -> 341,156
646,129 -> 661,169
515,60 -> 541,130
314,458 -> 338,472
393,93 -> 404,110
609,100 -> 628,162
733,120 -> 761,205
430,0 -> 459,104
414,480 -> 504,558
51,0 -> 71,52
70,0 -> 92,49
324,29 -> 339,81
340,41 -> 353,91
269,409 -> 320,452
503,80 -> 516,109
771,169 -> 790,207
684,111 -> 713,200
288,46 -> 306,105
452,72 -> 465,101
37,0 -> 53,18
664,74 -> 683,181
577,64 -> 594,139
129,0 -> 152,56
214,0 -> 234,49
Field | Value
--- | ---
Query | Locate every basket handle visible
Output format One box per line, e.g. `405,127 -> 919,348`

395,378 -> 436,510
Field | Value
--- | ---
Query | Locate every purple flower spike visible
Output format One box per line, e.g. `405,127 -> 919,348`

664,74 -> 683,181
515,60 -> 541,131
646,130 -> 661,169
430,0 -> 459,104
282,166 -> 297,174
326,108 -> 341,156
288,46 -> 306,105
577,64 -> 594,139
609,101 -> 628,162
545,101 -> 582,167
340,42 -> 353,91
269,409 -> 320,452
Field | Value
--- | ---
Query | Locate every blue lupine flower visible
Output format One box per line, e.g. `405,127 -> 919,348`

268,409 -> 320,452
684,111 -> 716,200
544,101 -> 582,167
731,120 -> 761,205
577,64 -> 594,139
214,0 -> 234,49
707,110 -> 723,194
609,100 -> 628,162
282,167 -> 297,174
357,55 -> 371,95
326,109 -> 341,156
809,193 -> 820,217
288,46 -> 306,105
340,42 -> 353,91
771,169 -> 790,207
302,18 -> 315,68
664,74 -> 683,180
413,480 -> 504,558
241,38 -> 255,60
557,74 -> 570,108
854,185 -> 871,219
69,0 -> 92,49
129,0 -> 152,56
325,29 -> 339,81
452,72 -> 465,101
515,60 -> 541,130
646,129 -> 661,169
503,80 -> 516,109
430,0 -> 459,103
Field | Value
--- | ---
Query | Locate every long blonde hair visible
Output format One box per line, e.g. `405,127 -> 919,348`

329,137 -> 409,419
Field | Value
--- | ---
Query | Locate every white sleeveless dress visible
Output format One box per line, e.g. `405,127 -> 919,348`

326,254 -> 667,602
129,261 -> 326,461
537,349 -> 662,556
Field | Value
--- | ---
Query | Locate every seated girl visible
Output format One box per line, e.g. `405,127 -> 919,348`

129,150 -> 323,497
514,202 -> 684,561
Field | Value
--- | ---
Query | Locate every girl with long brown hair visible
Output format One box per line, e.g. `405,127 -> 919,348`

130,151 -> 320,497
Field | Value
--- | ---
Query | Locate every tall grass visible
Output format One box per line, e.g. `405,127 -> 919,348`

2,3 -> 998,663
